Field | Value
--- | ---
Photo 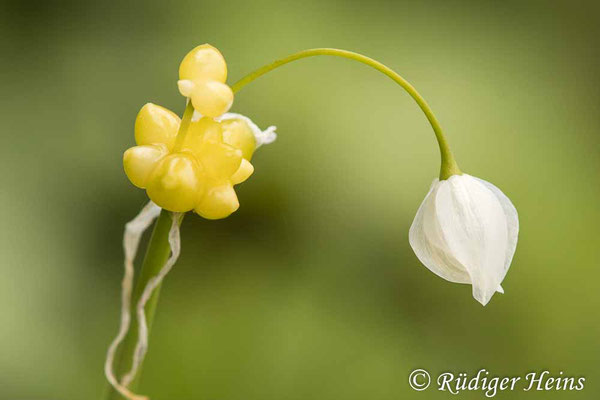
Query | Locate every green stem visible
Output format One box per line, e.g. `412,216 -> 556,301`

105,101 -> 195,400
172,101 -> 195,152
105,210 -> 179,400
232,48 -> 461,180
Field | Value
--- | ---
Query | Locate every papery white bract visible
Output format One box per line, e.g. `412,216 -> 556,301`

409,174 -> 518,306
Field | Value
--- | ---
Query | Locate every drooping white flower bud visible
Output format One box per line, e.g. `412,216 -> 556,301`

409,174 -> 518,306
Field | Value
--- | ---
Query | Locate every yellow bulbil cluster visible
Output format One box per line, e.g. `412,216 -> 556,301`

123,45 -> 260,219
124,104 -> 257,219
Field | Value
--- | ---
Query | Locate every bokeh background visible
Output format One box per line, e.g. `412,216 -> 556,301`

1,0 -> 598,399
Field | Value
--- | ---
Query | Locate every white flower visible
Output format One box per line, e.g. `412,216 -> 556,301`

409,174 -> 518,306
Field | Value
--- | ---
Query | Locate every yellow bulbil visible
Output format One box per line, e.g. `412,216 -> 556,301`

182,117 -> 223,152
123,143 -> 169,188
189,80 -> 233,118
198,141 -> 242,178
146,153 -> 204,213
124,103 -> 255,219
195,182 -> 239,220
231,159 -> 254,184
179,44 -> 227,83
221,118 -> 257,160
135,103 -> 180,150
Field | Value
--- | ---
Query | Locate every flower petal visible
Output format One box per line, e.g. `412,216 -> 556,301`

473,177 -> 519,284
409,179 -> 472,285
434,175 -> 509,305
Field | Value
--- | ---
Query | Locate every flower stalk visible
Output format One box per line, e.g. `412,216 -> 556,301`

172,101 -> 195,152
231,48 -> 461,180
105,210 -> 178,400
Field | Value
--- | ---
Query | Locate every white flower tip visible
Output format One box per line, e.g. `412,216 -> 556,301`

474,287 -> 494,306
177,79 -> 195,97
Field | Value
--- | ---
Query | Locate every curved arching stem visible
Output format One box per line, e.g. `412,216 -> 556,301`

232,48 -> 461,180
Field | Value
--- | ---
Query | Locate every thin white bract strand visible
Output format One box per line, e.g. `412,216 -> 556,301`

255,125 -> 277,148
120,211 -> 183,388
104,201 -> 161,400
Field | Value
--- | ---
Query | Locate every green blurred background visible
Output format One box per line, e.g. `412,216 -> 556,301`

1,0 -> 598,399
